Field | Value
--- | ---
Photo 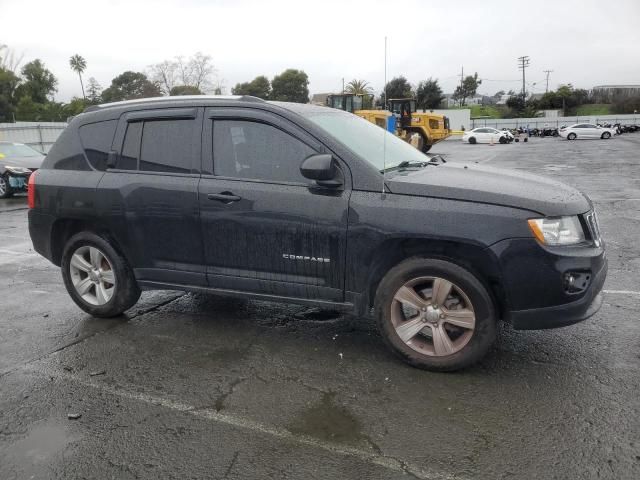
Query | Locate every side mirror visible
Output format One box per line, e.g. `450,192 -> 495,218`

300,154 -> 342,187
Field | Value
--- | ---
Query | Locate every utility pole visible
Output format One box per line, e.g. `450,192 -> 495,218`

458,66 -> 464,106
341,77 -> 344,94
517,56 -> 530,100
543,69 -> 553,93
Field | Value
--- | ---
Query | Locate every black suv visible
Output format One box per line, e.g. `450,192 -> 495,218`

28,96 -> 607,371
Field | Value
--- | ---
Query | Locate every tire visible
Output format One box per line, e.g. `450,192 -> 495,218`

499,136 -> 507,144
567,133 -> 577,140
601,132 -> 611,139
469,137 -> 477,144
374,257 -> 497,372
0,174 -> 14,199
61,231 -> 141,317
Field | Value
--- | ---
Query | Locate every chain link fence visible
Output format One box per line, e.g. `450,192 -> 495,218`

0,122 -> 68,153
471,115 -> 640,130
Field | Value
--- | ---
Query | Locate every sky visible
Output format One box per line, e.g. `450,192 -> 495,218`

1,0 -> 639,102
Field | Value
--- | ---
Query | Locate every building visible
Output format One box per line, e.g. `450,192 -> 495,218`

310,93 -> 330,106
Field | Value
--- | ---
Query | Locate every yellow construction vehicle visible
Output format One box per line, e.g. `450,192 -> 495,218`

325,93 -> 451,153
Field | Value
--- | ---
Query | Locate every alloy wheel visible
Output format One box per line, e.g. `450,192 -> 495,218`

69,246 -> 116,305
390,276 -> 475,356
0,176 -> 7,196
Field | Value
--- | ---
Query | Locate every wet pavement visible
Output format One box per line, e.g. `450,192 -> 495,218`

1,134 -> 639,479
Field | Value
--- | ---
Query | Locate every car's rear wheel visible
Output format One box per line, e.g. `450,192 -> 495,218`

0,174 -> 14,199
567,133 -> 577,140
374,258 -> 497,371
601,132 -> 611,139
469,137 -> 477,144
61,232 -> 141,317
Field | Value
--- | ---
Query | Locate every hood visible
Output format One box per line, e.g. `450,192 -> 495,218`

0,154 -> 45,170
386,162 -> 591,216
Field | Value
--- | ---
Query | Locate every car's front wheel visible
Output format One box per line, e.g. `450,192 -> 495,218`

567,133 -> 577,140
468,137 -> 477,144
374,257 -> 497,371
61,232 -> 141,317
601,132 -> 611,139
0,174 -> 14,199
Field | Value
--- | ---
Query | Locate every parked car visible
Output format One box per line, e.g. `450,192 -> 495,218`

559,124 -> 617,140
0,141 -> 44,198
462,127 -> 510,144
28,96 -> 607,371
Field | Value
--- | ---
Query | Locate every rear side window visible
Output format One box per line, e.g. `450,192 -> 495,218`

213,120 -> 315,183
119,122 -> 142,170
79,120 -> 117,171
139,120 -> 194,173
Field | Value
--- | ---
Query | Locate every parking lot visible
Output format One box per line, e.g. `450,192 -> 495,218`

1,134 -> 639,479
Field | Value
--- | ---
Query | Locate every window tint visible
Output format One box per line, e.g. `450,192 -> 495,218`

213,120 -> 315,183
79,120 -> 117,170
119,122 -> 142,170
139,120 -> 194,173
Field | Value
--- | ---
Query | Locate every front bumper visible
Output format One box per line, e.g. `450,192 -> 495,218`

490,237 -> 607,330
508,257 -> 607,330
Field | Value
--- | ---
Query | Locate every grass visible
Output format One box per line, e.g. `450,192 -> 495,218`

575,104 -> 613,116
447,104 -> 505,118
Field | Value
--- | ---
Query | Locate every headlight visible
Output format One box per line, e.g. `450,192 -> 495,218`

528,216 -> 585,245
4,165 -> 31,174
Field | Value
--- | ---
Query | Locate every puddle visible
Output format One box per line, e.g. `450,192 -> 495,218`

544,164 -> 577,171
294,308 -> 342,322
3,422 -> 78,474
287,392 -> 364,444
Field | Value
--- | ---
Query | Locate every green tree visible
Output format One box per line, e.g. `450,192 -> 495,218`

231,75 -> 271,99
0,67 -> 20,121
15,59 -> 57,104
101,71 -> 161,102
170,85 -> 203,95
270,69 -> 309,103
612,95 -> 640,114
415,78 -> 444,109
86,77 -> 102,104
380,76 -> 413,106
345,79 -> 373,95
69,54 -> 87,100
14,95 -> 42,121
452,73 -> 481,106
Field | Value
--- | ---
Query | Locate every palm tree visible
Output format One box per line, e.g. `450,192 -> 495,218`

69,54 -> 87,100
345,79 -> 373,95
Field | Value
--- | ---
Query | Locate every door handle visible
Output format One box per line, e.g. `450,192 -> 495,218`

207,192 -> 241,203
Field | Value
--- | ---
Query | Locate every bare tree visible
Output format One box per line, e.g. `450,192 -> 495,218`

0,43 -> 24,72
149,60 -> 178,95
149,52 -> 218,94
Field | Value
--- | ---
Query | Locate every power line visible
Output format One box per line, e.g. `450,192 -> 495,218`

543,69 -> 553,93
517,56 -> 530,99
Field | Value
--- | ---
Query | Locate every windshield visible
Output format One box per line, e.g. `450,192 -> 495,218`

305,111 -> 429,172
0,143 -> 42,157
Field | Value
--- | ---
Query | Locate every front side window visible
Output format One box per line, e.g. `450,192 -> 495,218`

213,120 -> 315,183
140,120 -> 194,173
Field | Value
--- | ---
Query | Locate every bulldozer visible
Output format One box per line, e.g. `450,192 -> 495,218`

325,93 -> 451,153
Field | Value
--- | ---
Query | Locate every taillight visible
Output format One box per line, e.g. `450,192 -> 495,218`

27,170 -> 37,209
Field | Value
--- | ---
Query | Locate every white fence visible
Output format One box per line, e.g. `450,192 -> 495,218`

470,114 -> 640,130
0,122 -> 68,153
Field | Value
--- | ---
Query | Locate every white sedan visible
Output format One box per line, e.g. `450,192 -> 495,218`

558,124 -> 617,140
462,127 -> 510,144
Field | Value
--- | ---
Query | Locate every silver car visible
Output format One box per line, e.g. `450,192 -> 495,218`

0,142 -> 45,198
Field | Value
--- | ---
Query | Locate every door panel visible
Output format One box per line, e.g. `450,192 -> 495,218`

199,108 -> 350,301
97,108 -> 206,286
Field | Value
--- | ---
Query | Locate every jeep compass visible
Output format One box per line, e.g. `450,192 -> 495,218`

28,96 -> 607,371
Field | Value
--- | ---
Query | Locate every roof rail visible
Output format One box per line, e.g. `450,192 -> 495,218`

83,95 -> 264,113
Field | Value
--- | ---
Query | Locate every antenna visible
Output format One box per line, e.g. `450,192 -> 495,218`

381,36 -> 388,195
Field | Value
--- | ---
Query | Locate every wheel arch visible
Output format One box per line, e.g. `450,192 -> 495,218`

363,238 -> 507,319
50,218 -> 128,267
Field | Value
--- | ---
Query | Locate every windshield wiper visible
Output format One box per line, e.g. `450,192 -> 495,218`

381,156 -> 446,173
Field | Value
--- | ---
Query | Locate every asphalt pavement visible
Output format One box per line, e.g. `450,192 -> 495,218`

1,133 -> 639,479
